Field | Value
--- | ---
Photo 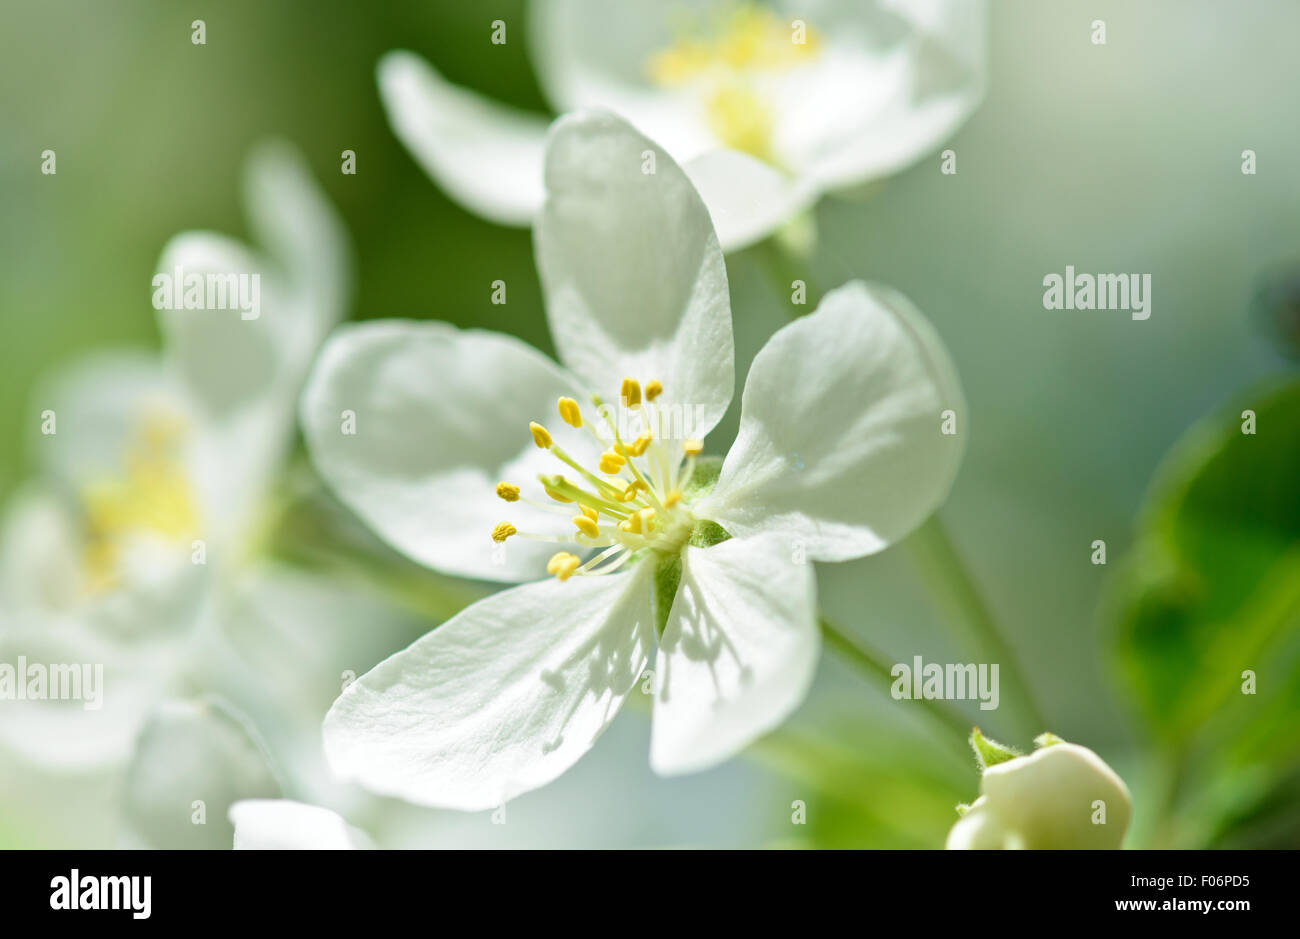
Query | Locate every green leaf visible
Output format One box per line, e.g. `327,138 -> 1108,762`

1110,378 -> 1300,748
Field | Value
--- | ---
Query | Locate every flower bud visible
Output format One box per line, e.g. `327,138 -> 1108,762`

946,731 -> 1132,849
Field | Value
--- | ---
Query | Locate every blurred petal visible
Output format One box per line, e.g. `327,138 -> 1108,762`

944,798 -> 1010,849
701,282 -> 965,561
231,799 -> 372,850
528,1 -> 715,160
801,0 -> 986,189
683,149 -> 816,253
118,698 -> 281,849
537,111 -> 733,437
323,566 -> 654,811
300,320 -> 598,583
0,622 -> 178,770
650,534 -> 817,775
28,351 -> 185,487
242,139 -> 352,340
378,50 -> 548,226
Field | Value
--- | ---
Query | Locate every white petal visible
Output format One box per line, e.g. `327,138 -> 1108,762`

537,111 -> 734,437
0,622 -> 177,770
0,484 -> 88,616
800,0 -> 987,190
242,139 -> 352,339
378,50 -> 548,226
527,2 -> 716,161
683,149 -> 817,253
701,282 -> 965,561
323,566 -> 654,811
230,799 -> 373,850
300,320 -> 598,583
119,698 -> 281,849
650,533 -> 817,775
28,351 -> 185,487
944,797 -> 1010,849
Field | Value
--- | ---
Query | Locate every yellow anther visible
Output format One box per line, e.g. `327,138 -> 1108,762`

619,514 -> 642,534
491,522 -> 517,543
572,515 -> 600,538
621,479 -> 646,502
644,380 -> 663,402
495,482 -> 520,502
637,507 -> 657,531
630,430 -> 653,457
557,397 -> 583,428
529,422 -> 553,449
683,438 -> 704,457
579,505 -> 599,521
620,377 -> 642,408
544,487 -> 572,504
547,552 -> 581,582
664,489 -> 682,508
598,450 -> 627,475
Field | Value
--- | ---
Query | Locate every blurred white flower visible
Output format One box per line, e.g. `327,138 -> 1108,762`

378,0 -> 985,251
230,798 -> 374,850
946,737 -> 1133,849
0,141 -> 350,775
301,111 -> 965,810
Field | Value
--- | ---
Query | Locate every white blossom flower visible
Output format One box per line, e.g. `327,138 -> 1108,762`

0,141 -> 350,773
230,799 -> 374,850
378,0 -> 986,251
946,737 -> 1133,850
302,111 -> 965,810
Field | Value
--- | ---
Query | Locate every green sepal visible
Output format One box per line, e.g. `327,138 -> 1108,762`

970,726 -> 1021,769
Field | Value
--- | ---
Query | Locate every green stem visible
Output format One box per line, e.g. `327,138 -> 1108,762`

820,616 -> 972,754
905,515 -> 1048,738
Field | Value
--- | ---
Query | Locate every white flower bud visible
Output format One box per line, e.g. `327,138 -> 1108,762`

946,738 -> 1132,849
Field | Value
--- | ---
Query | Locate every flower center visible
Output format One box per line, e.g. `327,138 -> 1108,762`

492,378 -> 706,582
646,2 -> 820,164
79,411 -> 200,593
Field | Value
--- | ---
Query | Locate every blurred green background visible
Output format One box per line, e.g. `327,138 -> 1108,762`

2,0 -> 1298,847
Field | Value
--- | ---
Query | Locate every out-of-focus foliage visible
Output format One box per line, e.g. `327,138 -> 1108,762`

1110,379 -> 1300,846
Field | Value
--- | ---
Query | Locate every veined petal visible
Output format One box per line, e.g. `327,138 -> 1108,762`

536,111 -> 734,439
378,50 -> 548,226
300,320 -> 597,583
650,533 -> 817,775
323,566 -> 655,811
231,799 -> 373,850
683,149 -> 817,253
700,281 -> 966,561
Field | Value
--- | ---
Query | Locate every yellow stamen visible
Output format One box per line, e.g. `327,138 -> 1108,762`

683,439 -> 704,457
547,552 -> 581,582
495,482 -> 520,502
644,380 -> 663,402
629,430 -> 653,457
572,515 -> 600,538
529,422 -> 553,449
598,450 -> 627,475
664,489 -> 682,508
580,505 -> 599,521
491,522 -> 517,543
557,396 -> 583,428
620,377 -> 642,408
